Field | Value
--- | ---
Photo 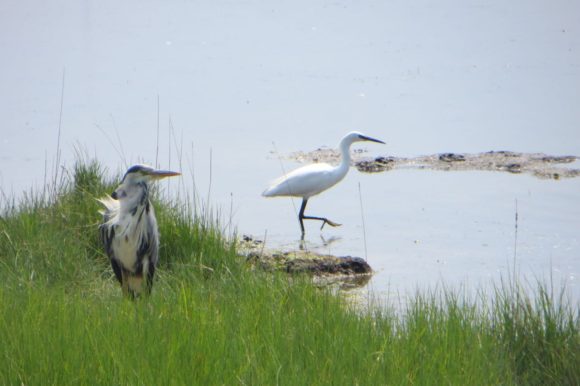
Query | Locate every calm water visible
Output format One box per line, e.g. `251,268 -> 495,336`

1,0 -> 579,304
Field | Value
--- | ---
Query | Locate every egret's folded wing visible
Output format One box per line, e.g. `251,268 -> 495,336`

262,163 -> 335,198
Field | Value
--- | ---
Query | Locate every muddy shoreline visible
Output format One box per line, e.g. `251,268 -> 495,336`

239,235 -> 373,288
252,149 -> 578,284
287,149 -> 580,179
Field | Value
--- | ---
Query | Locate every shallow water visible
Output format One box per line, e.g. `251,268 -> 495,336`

251,163 -> 580,302
1,0 -> 579,305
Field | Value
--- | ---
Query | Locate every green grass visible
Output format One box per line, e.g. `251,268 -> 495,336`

1,159 -> 579,385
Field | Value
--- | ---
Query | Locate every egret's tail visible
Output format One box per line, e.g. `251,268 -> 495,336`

262,174 -> 296,197
262,186 -> 276,197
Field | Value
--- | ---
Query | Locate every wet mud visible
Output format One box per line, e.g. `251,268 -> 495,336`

239,235 -> 372,288
288,149 -> 580,180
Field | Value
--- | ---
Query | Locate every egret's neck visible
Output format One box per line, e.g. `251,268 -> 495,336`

336,137 -> 353,177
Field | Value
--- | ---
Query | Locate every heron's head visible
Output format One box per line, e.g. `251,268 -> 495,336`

341,131 -> 385,147
111,164 -> 181,200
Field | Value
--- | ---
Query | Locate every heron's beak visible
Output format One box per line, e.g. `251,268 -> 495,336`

149,170 -> 181,179
359,134 -> 386,145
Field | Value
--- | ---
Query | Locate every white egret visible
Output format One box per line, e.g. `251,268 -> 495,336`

99,165 -> 181,298
263,131 -> 385,236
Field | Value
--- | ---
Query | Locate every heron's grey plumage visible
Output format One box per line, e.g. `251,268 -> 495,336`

99,165 -> 180,298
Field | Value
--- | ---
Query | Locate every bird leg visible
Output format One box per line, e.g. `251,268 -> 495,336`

120,269 -> 137,300
298,198 -> 342,236
121,269 -> 130,298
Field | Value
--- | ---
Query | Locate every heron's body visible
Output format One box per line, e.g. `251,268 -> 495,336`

99,194 -> 158,296
99,165 -> 180,298
263,131 -> 385,236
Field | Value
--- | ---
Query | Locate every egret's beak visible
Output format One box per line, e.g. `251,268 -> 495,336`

148,170 -> 181,179
359,134 -> 386,145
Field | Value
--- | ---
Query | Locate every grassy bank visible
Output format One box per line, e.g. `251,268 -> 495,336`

0,160 -> 578,385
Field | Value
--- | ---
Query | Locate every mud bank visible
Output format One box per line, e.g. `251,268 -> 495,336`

239,235 -> 372,287
288,149 -> 580,179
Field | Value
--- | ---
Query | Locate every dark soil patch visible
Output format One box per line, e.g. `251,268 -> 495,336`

239,235 -> 372,285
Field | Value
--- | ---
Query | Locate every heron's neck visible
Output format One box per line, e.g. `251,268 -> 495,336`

121,183 -> 150,216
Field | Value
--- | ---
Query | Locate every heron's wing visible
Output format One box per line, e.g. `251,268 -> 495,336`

109,255 -> 123,284
143,209 -> 159,295
262,163 -> 337,198
134,203 -> 159,264
136,204 -> 159,294
98,220 -> 124,284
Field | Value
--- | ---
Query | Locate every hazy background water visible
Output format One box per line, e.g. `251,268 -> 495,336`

1,0 -> 579,304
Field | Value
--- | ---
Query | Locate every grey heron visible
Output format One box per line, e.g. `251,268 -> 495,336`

99,164 -> 180,298
262,131 -> 385,236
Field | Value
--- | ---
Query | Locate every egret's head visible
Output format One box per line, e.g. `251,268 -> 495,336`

342,131 -> 385,146
111,164 -> 181,200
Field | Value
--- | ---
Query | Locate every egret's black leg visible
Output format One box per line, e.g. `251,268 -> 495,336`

298,198 -> 342,235
298,198 -> 308,236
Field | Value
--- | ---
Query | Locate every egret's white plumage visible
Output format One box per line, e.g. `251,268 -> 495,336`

263,163 -> 339,198
263,131 -> 385,235
99,165 -> 180,298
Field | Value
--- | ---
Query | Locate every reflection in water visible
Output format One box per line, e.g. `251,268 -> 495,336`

298,234 -> 342,250
320,235 -> 341,248
313,272 -> 372,291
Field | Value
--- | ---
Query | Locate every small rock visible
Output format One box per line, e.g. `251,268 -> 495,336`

338,256 -> 372,274
541,155 -> 576,164
505,163 -> 522,173
285,256 -> 372,275
439,153 -> 465,162
375,156 -> 396,165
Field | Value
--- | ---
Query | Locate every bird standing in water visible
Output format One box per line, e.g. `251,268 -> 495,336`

263,131 -> 385,236
99,165 -> 180,298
